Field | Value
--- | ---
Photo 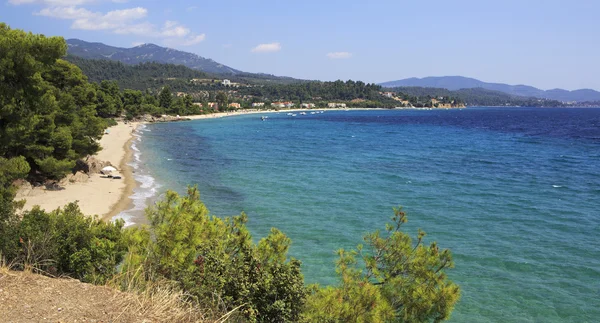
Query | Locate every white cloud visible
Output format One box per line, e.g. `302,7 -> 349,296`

182,34 -> 205,46
103,7 -> 146,21
160,21 -> 190,37
23,3 -> 206,47
113,22 -> 155,35
35,6 -> 95,19
70,7 -> 147,31
251,42 -> 281,53
327,52 -> 352,59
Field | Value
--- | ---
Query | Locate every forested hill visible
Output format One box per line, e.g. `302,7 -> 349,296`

390,86 -> 564,107
380,76 -> 600,102
66,39 -> 304,85
65,55 -> 211,90
67,38 -> 241,74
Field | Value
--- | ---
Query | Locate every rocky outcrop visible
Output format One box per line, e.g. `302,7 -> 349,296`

74,156 -> 114,175
59,171 -> 89,186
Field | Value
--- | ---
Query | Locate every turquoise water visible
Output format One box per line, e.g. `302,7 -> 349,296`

123,108 -> 600,322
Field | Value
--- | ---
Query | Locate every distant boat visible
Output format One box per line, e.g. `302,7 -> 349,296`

300,112 -> 306,115
261,116 -> 266,121
291,114 -> 297,116
287,113 -> 293,116
310,112 -> 316,114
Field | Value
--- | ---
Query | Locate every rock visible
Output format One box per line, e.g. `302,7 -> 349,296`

75,156 -> 113,175
59,171 -> 89,185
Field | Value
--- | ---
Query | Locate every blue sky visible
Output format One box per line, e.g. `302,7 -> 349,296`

2,0 -> 599,90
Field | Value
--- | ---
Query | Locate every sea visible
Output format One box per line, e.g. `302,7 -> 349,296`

115,107 -> 600,322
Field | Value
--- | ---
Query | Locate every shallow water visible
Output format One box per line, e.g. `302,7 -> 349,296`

121,108 -> 600,322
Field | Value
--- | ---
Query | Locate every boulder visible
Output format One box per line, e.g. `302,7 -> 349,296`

75,156 -> 113,175
59,171 -> 89,185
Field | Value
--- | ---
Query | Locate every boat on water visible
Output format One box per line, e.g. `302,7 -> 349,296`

310,112 -> 316,114
300,112 -> 306,115
291,114 -> 297,116
287,113 -> 293,116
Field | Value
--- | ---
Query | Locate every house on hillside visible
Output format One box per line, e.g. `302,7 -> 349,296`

229,102 -> 241,109
207,102 -> 218,110
301,103 -> 315,108
252,102 -> 265,107
327,103 -> 347,108
222,79 -> 231,86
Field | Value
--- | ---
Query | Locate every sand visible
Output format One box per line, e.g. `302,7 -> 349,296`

19,122 -> 138,219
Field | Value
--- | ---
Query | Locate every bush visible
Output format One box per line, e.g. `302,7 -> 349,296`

105,118 -> 118,127
3,203 -> 127,284
122,187 -> 307,322
301,208 -> 460,322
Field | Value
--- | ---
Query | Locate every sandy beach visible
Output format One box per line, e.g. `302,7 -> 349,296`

19,122 -> 138,220
16,108 -> 381,221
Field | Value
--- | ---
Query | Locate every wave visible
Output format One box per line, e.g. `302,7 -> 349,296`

112,124 -> 160,227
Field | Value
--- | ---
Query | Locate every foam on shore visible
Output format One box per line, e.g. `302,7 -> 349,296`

112,124 -> 160,226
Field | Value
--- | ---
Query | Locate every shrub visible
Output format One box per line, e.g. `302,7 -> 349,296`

301,208 -> 460,322
4,203 -> 127,284
123,187 -> 307,322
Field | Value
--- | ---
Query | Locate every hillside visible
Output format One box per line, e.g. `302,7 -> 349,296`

380,76 -> 600,102
0,270 -> 208,322
67,38 -> 240,75
389,86 -> 564,107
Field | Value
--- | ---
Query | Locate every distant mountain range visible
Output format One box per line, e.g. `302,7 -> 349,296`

380,76 -> 600,102
66,39 -> 241,75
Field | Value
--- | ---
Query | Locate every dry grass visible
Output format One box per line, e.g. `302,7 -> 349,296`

0,263 -> 237,322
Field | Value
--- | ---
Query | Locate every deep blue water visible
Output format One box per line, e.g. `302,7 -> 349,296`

123,108 -> 600,322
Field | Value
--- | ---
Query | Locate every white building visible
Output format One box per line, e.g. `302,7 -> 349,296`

301,103 -> 315,108
252,102 -> 265,107
327,103 -> 347,108
222,79 -> 231,86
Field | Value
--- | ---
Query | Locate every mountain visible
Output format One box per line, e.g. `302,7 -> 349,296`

380,76 -> 600,102
66,39 -> 241,74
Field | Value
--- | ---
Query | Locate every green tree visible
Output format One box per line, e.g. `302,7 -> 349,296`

302,208 -> 460,322
0,156 -> 31,255
96,80 -> 123,117
0,23 -> 106,180
123,187 -> 307,322
215,91 -> 228,110
159,86 -> 173,110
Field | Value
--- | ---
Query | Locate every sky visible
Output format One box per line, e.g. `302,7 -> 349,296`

2,0 -> 599,90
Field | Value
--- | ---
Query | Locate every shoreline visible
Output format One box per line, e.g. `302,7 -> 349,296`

18,122 -> 139,220
17,107 -> 456,221
183,107 -> 387,121
102,130 -> 137,221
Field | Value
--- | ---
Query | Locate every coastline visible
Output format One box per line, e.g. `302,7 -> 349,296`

18,122 -> 139,220
184,107 -> 388,121
101,130 -> 137,221
17,107 -> 449,221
